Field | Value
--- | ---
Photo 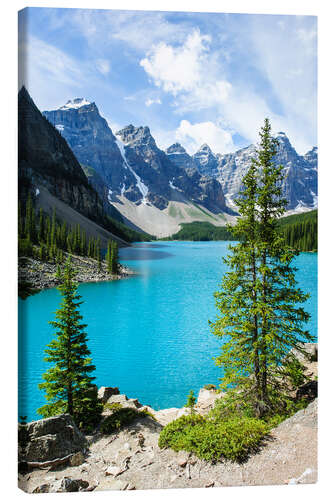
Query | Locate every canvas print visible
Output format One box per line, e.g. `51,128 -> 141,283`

18,7 -> 318,493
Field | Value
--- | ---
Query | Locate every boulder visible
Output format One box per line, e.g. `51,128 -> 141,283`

19,414 -> 87,463
98,387 -> 120,403
49,477 -> 89,492
105,394 -> 128,405
69,451 -> 85,467
196,388 -> 225,411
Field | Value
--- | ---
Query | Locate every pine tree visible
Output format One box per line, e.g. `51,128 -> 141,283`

210,119 -> 314,417
38,208 -> 44,243
96,238 -> 101,272
24,193 -> 33,241
38,258 -> 102,428
111,241 -> 119,274
106,240 -> 112,273
18,202 -> 23,238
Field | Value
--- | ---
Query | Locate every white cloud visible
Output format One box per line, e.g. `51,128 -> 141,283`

140,29 -> 231,114
174,119 -> 234,155
145,98 -> 162,107
96,59 -> 110,75
151,119 -> 234,155
140,30 -> 211,95
140,20 -> 317,155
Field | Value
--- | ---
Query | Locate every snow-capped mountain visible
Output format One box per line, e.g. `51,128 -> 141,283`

191,133 -> 318,211
19,87 -> 104,220
43,102 -> 229,236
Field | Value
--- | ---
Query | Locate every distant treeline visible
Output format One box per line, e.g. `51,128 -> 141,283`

18,194 -> 117,270
278,209 -> 317,252
165,222 -> 235,241
165,209 -> 317,252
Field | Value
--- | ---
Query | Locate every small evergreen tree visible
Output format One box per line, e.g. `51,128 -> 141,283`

38,258 -> 102,429
185,390 -> 196,416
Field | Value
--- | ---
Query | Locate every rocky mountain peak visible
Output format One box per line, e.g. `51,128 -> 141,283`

198,143 -> 212,152
166,143 -> 187,155
59,98 -> 92,110
193,143 -> 218,176
116,125 -> 156,148
276,131 -> 292,145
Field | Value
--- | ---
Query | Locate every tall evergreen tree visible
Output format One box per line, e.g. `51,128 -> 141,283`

24,193 -> 33,241
111,241 -> 119,274
18,202 -> 23,239
38,258 -> 101,427
210,119 -> 314,417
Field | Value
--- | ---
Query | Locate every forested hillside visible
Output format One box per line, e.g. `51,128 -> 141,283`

278,210 -> 317,252
166,210 -> 317,251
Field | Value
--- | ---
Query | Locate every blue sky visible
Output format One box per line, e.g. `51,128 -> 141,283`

18,7 -> 317,155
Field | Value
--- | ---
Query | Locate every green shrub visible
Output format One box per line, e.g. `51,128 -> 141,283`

37,389 -> 103,433
283,357 -> 307,389
141,409 -> 157,420
209,389 -> 256,421
100,407 -> 146,434
158,414 -> 268,462
103,402 -> 122,412
203,384 -> 216,391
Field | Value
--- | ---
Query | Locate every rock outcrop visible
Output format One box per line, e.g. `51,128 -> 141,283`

18,414 -> 87,463
18,87 -> 106,224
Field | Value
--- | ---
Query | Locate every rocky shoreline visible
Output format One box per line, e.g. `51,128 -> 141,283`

18,344 -> 318,493
18,389 -> 318,493
18,253 -> 135,296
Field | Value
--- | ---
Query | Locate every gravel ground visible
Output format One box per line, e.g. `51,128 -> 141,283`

18,398 -> 317,493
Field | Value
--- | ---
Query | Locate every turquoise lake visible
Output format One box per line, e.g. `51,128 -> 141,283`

18,241 -> 317,421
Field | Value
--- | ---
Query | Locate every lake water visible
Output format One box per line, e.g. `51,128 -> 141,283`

18,241 -> 317,421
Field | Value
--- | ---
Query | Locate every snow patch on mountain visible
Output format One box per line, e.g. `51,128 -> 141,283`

55,124 -> 64,132
116,138 -> 149,204
169,179 -> 182,192
59,98 -> 91,110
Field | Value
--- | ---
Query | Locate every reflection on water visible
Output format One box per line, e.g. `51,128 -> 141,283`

119,244 -> 173,261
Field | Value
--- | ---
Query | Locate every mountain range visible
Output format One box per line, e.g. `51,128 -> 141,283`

43,99 -> 231,236
19,88 -> 317,239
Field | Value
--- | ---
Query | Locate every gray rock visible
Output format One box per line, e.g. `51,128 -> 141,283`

32,483 -> 50,493
49,477 -> 89,492
19,414 -> 87,463
105,465 -> 122,477
106,394 -> 128,405
98,386 -> 120,403
69,451 -> 85,467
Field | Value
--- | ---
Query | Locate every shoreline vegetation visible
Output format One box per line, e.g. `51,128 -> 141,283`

18,253 -> 134,299
18,200 -> 137,298
161,209 -> 317,252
